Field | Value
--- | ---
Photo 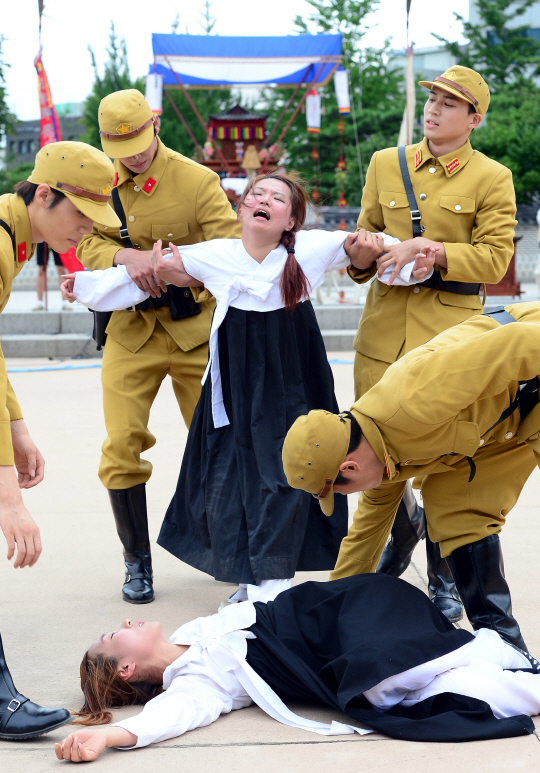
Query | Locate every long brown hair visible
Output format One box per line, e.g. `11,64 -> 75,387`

239,173 -> 311,310
72,651 -> 163,726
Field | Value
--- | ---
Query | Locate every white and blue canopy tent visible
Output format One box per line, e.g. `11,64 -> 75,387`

148,33 -> 343,171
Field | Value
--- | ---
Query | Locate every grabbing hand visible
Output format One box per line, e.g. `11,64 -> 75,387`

412,246 -> 437,281
345,229 -> 384,270
55,730 -> 108,763
114,248 -> 165,298
60,274 -> 76,303
151,240 -> 201,288
11,420 -> 44,489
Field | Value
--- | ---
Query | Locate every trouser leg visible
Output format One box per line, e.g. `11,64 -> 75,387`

99,331 -> 169,490
169,339 -> 209,429
0,632 -> 71,739
423,437 -> 536,649
376,482 -> 426,575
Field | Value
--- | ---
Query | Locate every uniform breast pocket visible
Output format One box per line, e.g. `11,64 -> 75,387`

151,222 -> 189,244
439,196 -> 476,241
379,192 -> 409,212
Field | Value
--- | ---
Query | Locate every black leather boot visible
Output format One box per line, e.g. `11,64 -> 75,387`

0,633 -> 71,740
376,483 -> 426,576
426,536 -> 463,623
108,483 -> 154,604
446,534 -> 527,651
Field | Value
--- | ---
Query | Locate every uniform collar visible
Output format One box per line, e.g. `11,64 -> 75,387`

351,408 -> 399,482
9,194 -> 34,264
114,137 -> 168,195
413,137 -> 474,178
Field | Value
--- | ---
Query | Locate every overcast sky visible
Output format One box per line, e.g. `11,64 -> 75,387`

3,0 -> 468,121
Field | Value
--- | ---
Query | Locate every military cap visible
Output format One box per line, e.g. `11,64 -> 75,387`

419,65 -> 490,116
99,89 -> 155,158
28,141 -> 120,228
282,409 -> 352,516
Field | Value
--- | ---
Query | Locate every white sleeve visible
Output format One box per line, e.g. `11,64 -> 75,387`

295,230 -> 350,273
72,266 -> 149,311
376,232 -> 433,287
114,675 -> 231,749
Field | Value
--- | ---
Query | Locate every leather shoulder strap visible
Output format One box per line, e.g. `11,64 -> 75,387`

0,218 -> 16,253
111,187 -> 134,250
397,146 -> 423,238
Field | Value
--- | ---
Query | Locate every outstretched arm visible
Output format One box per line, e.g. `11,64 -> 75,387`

55,727 -> 136,763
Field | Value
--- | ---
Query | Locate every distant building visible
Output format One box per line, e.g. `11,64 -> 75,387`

4,102 -> 85,166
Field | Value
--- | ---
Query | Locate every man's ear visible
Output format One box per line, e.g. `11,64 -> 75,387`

117,661 -> 136,682
34,184 -> 53,209
339,458 -> 360,474
154,115 -> 161,135
469,112 -> 483,130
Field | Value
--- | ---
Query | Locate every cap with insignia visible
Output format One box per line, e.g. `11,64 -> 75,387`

282,410 -> 352,516
419,65 -> 490,116
28,141 -> 120,228
98,89 -> 155,158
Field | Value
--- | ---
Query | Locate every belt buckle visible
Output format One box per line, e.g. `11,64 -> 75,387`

7,699 -> 21,712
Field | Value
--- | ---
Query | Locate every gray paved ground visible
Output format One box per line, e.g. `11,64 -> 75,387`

0,353 -> 539,772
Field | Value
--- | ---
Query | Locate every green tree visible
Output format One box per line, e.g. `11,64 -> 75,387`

81,23 -> 144,148
260,0 -> 405,206
0,162 -> 34,196
434,0 -> 540,85
0,35 -> 16,144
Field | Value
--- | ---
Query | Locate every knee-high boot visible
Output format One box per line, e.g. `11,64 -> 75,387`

446,534 -> 527,651
108,483 -> 154,604
426,536 -> 463,624
376,482 -> 425,576
0,633 -> 71,740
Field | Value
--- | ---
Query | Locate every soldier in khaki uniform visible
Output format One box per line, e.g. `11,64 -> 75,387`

77,90 -> 240,605
0,141 -> 119,738
283,302 -> 540,651
334,66 -> 517,621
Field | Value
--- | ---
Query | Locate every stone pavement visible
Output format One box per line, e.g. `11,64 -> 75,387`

0,354 -> 539,772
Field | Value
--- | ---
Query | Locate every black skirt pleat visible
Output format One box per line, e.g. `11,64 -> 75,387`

157,302 -> 348,584
246,575 -> 534,742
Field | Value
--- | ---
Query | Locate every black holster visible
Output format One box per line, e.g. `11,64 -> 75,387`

91,309 -> 113,351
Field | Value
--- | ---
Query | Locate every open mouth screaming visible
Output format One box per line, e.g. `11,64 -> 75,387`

254,209 -> 270,220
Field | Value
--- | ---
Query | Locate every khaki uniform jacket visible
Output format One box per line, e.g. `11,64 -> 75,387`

349,137 -> 517,363
0,194 -> 31,464
77,138 -> 241,353
352,302 -> 540,485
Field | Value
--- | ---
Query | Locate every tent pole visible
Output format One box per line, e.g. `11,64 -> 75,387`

263,67 -> 311,149
261,60 -> 328,172
164,89 -> 203,151
165,58 -> 233,174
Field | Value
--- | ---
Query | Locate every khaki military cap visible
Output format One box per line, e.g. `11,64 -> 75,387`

419,65 -> 490,116
28,141 -> 120,228
99,89 -> 155,158
282,410 -> 352,516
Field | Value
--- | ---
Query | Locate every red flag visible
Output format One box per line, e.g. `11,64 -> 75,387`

34,50 -> 62,148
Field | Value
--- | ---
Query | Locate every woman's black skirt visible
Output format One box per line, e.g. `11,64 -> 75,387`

246,575 -> 534,742
158,302 -> 348,584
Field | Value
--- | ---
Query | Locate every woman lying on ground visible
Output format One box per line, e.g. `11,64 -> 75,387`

55,573 -> 540,763
61,173 -> 435,610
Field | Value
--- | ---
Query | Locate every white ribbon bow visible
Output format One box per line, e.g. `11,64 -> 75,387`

202,276 -> 274,428
177,603 -> 372,738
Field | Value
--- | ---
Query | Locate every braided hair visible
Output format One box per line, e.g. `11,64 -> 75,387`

239,173 -> 311,310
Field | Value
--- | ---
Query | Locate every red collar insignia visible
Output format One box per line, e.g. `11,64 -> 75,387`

415,150 -> 422,168
446,158 -> 460,174
143,177 -> 156,193
113,172 -> 118,187
17,243 -> 27,263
